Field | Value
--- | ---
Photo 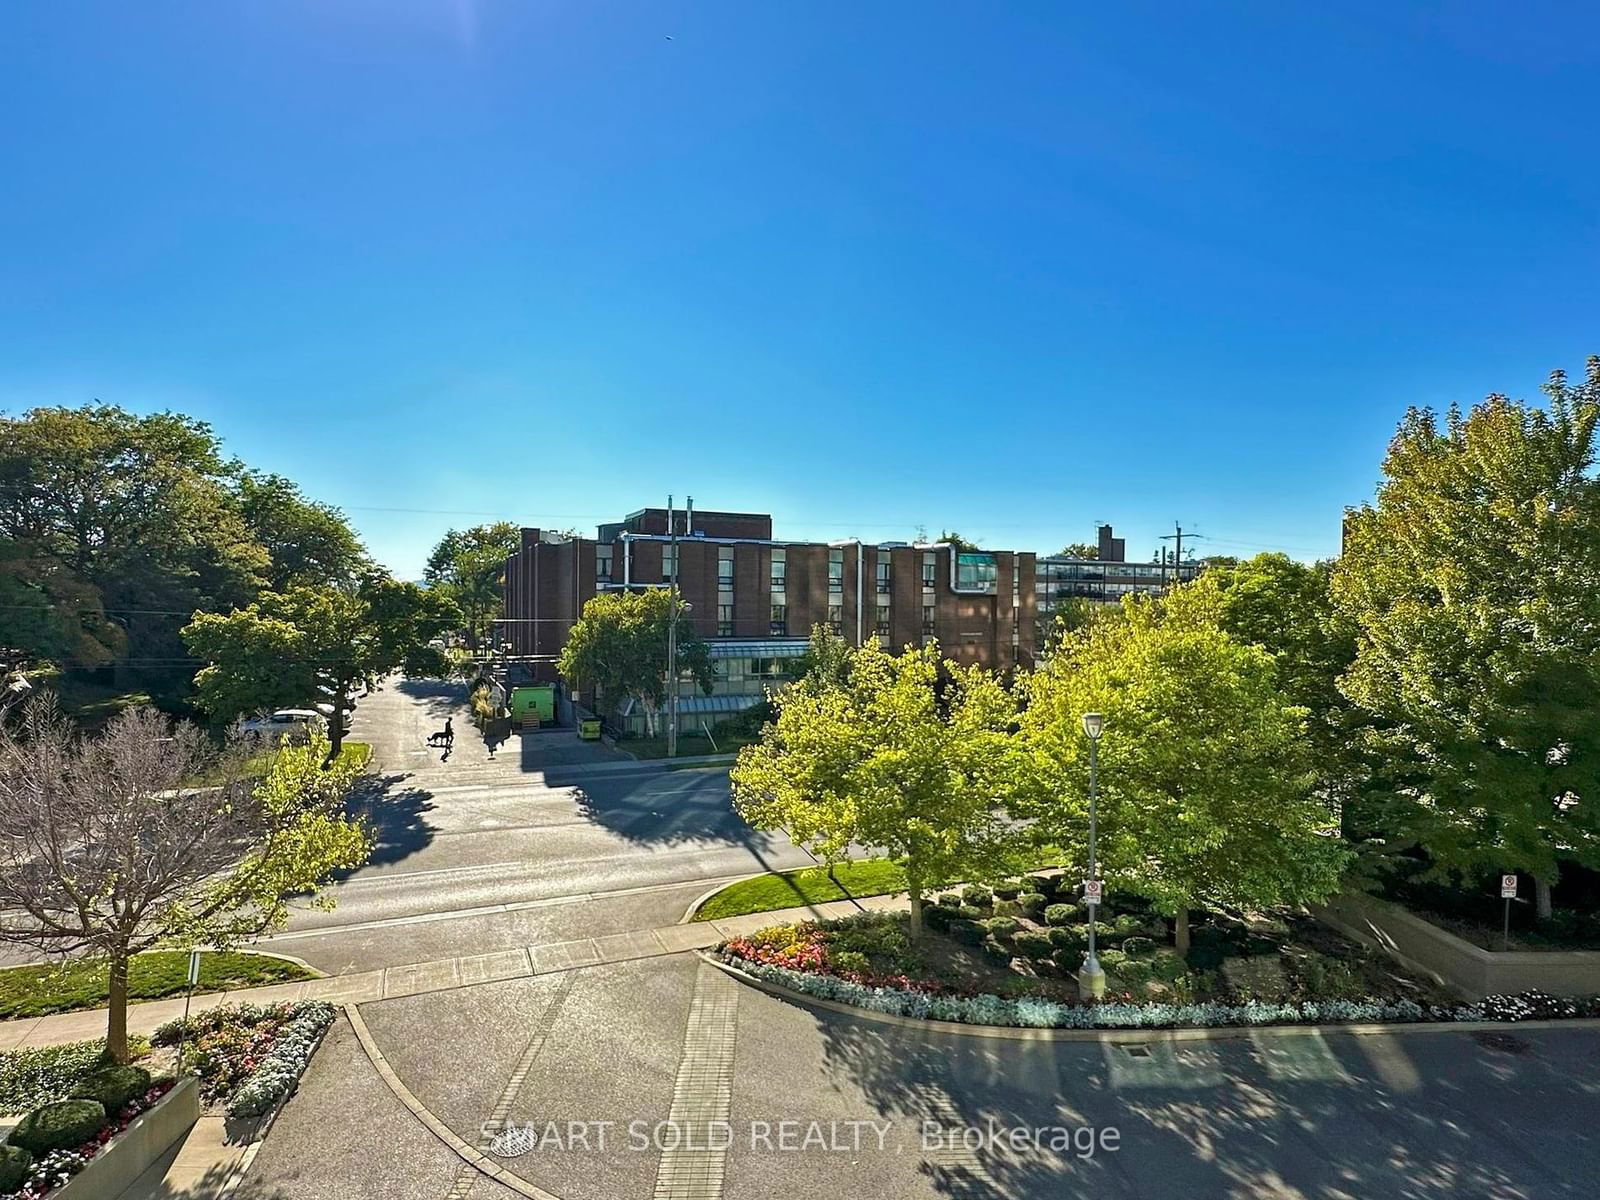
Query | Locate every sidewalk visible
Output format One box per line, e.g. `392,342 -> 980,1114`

0,893 -> 908,1054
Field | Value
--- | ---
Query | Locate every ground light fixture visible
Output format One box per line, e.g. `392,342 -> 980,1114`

1080,711 -> 1106,1001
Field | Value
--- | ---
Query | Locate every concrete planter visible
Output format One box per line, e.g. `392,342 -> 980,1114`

1313,892 -> 1600,999
54,1076 -> 198,1200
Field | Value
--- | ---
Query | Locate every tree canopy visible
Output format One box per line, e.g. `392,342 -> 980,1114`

1331,359 -> 1600,917
236,471 -> 367,592
0,701 -> 370,1060
557,589 -> 713,735
731,640 -> 1022,934
1058,542 -> 1099,559
1019,597 -> 1348,951
183,575 -> 458,754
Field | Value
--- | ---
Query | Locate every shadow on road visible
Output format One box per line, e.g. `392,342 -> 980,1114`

343,772 -> 438,873
810,1007 -> 1575,1199
395,676 -> 469,717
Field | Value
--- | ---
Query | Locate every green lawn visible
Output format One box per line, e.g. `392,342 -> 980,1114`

692,860 -> 910,922
0,951 -> 315,1021
187,740 -> 371,786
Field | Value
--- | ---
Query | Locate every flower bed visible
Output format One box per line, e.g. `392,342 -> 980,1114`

0,1079 -> 174,1199
715,909 -> 1600,1031
151,1000 -> 334,1117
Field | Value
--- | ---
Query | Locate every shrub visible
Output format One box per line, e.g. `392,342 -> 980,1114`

984,916 -> 1022,938
980,939 -> 1013,967
1121,936 -> 1155,959
1047,927 -> 1082,951
1013,931 -> 1054,960
948,919 -> 986,946
1151,951 -> 1187,983
1072,921 -> 1114,942
1025,872 -> 1059,897
1115,959 -> 1156,988
992,878 -> 1024,900
961,884 -> 992,908
69,1064 -> 152,1112
9,1099 -> 107,1155
992,898 -> 1022,918
830,950 -> 870,975
1052,947 -> 1083,971
0,1145 -> 31,1194
1017,892 -> 1048,917
1111,913 -> 1144,936
1044,904 -> 1078,927
226,1002 -> 336,1118
924,904 -> 953,932
935,893 -> 961,909
1097,949 -> 1128,971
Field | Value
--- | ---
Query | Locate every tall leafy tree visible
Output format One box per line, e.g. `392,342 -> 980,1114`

182,575 -> 459,755
0,701 -> 369,1062
423,523 -> 521,651
557,589 -> 712,735
1019,601 -> 1348,953
1331,359 -> 1600,919
1058,542 -> 1099,559
236,472 -> 368,591
0,405 -> 267,688
731,641 -> 1021,935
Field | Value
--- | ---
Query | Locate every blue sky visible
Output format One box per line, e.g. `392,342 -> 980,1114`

3,2 -> 1596,578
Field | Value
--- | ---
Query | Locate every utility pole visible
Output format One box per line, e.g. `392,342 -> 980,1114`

1159,523 -> 1203,590
666,495 -> 680,758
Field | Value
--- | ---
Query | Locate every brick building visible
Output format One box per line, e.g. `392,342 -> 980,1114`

501,507 -> 1190,730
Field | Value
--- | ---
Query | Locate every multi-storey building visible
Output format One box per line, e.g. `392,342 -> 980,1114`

1033,523 -> 1199,650
501,508 -> 1192,731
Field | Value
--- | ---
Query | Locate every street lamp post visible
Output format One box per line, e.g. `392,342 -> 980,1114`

1080,711 -> 1106,1001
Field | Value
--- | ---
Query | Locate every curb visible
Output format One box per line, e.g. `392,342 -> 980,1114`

344,1003 -> 564,1200
676,858 -> 896,924
698,952 -> 1600,1045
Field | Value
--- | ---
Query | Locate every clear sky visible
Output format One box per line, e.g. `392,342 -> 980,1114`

3,2 -> 1596,578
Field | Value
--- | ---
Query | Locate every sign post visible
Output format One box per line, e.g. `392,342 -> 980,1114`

177,949 -> 201,1078
1500,875 -> 1518,951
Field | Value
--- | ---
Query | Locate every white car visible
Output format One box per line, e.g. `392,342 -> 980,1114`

241,709 -> 325,740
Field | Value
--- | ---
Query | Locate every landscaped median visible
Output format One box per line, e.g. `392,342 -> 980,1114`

0,951 -> 315,1022
708,886 -> 1600,1033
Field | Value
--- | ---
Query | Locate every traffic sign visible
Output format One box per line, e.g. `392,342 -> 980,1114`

187,949 -> 201,987
1501,874 -> 1518,900
1083,879 -> 1103,905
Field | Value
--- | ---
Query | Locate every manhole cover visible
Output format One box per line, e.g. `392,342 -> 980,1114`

1474,1031 -> 1531,1055
1122,1044 -> 1153,1058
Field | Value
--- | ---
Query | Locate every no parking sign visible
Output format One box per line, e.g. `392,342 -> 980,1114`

1501,874 -> 1518,899
1083,879 -> 1103,905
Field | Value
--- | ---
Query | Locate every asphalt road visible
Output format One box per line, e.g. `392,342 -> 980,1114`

261,677 -> 814,972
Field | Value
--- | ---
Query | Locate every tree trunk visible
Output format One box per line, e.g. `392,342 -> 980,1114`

325,688 -> 346,763
105,950 -> 130,1064
1535,875 -> 1553,922
1174,909 -> 1190,957
915,870 -> 928,947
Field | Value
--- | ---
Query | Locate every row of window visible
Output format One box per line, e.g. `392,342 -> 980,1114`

600,545 -> 957,591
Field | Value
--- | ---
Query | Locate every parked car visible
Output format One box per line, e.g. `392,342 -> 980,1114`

240,709 -> 325,742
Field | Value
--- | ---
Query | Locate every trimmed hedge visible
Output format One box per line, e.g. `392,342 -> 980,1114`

1013,931 -> 1054,960
0,1145 -> 31,1193
984,916 -> 1022,938
992,878 -> 1024,900
980,939 -> 1013,966
1017,892 -> 1048,917
9,1098 -> 107,1155
1044,904 -> 1079,927
960,885 -> 992,908
69,1063 -> 151,1112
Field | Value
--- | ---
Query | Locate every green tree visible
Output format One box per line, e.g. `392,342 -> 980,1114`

790,622 -> 855,695
1058,542 -> 1099,559
937,530 -> 981,551
1019,602 -> 1348,953
557,589 -> 713,735
731,641 -> 1021,935
0,405 -> 267,692
182,575 -> 459,756
0,702 -> 369,1061
1331,360 -> 1600,919
236,472 -> 368,592
423,523 -> 521,651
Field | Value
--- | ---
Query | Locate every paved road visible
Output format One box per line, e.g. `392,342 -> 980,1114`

264,678 -> 814,972
245,955 -> 1600,1200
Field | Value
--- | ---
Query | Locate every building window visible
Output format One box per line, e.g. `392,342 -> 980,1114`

876,559 -> 892,593
876,602 -> 890,636
717,548 -> 734,588
770,603 -> 787,636
922,604 -> 936,635
717,604 -> 734,636
828,603 -> 843,634
662,544 -> 678,582
596,547 -> 613,582
921,552 -> 937,588
954,551 -> 998,592
770,548 -> 786,591
828,547 -> 844,593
